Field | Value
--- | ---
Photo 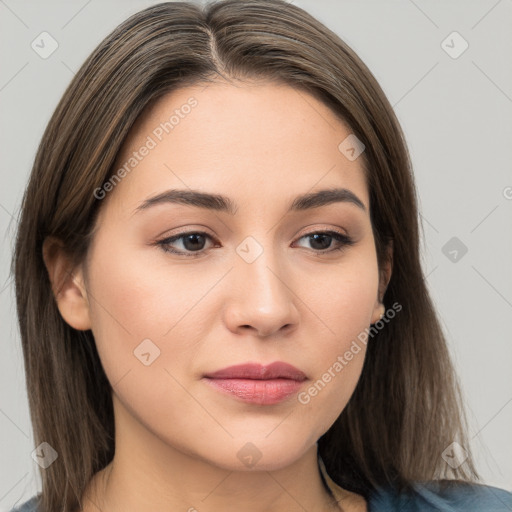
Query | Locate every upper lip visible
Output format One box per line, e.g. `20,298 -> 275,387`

204,362 -> 307,381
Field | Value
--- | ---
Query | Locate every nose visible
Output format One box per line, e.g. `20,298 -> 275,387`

222,246 -> 300,338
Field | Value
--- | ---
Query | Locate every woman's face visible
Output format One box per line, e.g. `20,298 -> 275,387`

73,81 -> 388,471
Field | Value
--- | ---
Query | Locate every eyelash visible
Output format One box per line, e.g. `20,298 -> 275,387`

155,229 -> 355,258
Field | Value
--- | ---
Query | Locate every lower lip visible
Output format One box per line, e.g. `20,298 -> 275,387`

204,378 -> 304,405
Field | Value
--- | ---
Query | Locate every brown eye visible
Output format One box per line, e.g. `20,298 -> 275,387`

157,231 -> 216,257
294,231 -> 355,254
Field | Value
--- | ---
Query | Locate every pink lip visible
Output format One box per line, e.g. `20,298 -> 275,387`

203,362 -> 307,405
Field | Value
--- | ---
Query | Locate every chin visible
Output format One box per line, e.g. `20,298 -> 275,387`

193,433 -> 315,472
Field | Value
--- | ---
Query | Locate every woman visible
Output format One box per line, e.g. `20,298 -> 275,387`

11,0 -> 512,511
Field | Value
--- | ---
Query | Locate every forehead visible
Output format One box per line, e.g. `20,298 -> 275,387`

105,80 -> 369,217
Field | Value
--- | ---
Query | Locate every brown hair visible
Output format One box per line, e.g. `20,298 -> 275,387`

13,1 -> 480,510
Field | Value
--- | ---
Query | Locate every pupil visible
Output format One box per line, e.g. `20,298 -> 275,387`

184,234 -> 205,251
310,234 -> 331,250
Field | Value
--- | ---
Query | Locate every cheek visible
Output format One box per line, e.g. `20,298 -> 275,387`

84,234 -> 207,386
294,300 -> 372,443
294,250 -> 379,428
84,245 -> 214,447
300,245 -> 380,343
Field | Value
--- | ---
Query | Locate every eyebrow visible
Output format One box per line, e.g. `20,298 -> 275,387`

133,187 -> 367,215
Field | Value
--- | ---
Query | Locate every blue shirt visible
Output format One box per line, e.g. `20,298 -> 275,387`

367,480 -> 512,511
319,455 -> 512,512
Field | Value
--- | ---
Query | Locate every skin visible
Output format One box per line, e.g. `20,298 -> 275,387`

44,80 -> 392,512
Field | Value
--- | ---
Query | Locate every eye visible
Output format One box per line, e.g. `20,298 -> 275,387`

293,230 -> 355,254
155,229 -> 355,258
156,231 -> 217,258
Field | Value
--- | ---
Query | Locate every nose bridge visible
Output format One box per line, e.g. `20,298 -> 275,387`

225,233 -> 299,335
237,234 -> 290,307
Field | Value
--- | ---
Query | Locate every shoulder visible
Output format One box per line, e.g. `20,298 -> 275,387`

8,495 -> 40,512
368,480 -> 512,512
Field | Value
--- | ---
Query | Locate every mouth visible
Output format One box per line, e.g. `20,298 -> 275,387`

203,361 -> 307,405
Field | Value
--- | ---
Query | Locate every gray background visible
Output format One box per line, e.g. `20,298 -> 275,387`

1,0 -> 511,508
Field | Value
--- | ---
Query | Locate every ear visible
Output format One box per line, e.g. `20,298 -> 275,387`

370,240 -> 393,324
42,236 -> 92,331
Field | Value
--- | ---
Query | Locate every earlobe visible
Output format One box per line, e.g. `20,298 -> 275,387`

42,236 -> 92,331
370,302 -> 386,325
371,241 -> 394,324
